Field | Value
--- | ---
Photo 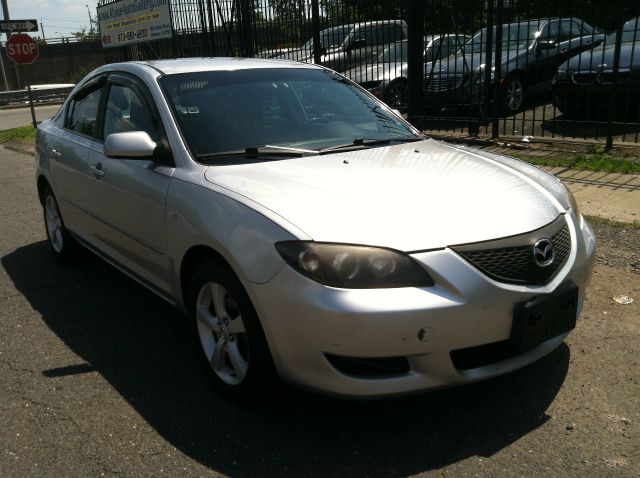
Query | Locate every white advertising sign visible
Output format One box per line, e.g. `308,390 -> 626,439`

97,0 -> 172,48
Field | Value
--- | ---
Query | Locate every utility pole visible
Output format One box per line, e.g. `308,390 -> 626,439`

85,4 -> 95,34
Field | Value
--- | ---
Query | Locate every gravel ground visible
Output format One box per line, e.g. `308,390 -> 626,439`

0,146 -> 638,477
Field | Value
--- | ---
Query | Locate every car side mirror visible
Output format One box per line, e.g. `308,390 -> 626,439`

349,39 -> 367,50
536,40 -> 557,52
104,131 -> 157,159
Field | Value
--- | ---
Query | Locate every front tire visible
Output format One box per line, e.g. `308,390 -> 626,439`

188,262 -> 276,399
500,75 -> 525,115
42,185 -> 78,261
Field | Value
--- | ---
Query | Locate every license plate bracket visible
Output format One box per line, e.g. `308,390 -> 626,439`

510,283 -> 579,354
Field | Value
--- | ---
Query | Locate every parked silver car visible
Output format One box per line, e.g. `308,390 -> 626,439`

277,20 -> 408,72
36,59 -> 595,399
343,34 -> 470,112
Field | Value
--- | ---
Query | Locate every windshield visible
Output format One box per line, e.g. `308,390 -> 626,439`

605,17 -> 639,44
161,68 -> 417,159
301,26 -> 352,51
466,23 -> 540,53
378,40 -> 408,62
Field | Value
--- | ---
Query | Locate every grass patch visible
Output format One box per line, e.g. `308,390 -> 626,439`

510,148 -> 640,174
585,214 -> 640,230
0,125 -> 36,144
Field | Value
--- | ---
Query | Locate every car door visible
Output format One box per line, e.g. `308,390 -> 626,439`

529,20 -> 563,87
84,73 -> 175,294
50,77 -> 106,237
562,19 -> 601,59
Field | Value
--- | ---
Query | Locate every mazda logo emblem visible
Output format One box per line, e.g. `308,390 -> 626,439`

533,238 -> 554,267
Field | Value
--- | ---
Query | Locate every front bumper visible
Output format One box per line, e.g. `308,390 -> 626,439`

247,213 -> 596,398
553,77 -> 640,115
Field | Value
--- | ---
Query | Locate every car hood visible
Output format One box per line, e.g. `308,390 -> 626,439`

563,41 -> 640,71
429,48 -> 526,76
276,48 -> 313,62
204,140 -> 567,251
343,62 -> 406,84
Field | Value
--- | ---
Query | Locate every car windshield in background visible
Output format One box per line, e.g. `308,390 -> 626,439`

467,23 -> 540,53
161,68 -> 418,160
605,17 -> 639,44
378,40 -> 408,62
301,26 -> 351,51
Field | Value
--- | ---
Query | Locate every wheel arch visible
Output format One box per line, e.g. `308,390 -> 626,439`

36,174 -> 52,205
179,244 -> 237,310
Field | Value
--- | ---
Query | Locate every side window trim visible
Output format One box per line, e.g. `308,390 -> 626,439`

102,73 -> 164,141
63,75 -> 107,141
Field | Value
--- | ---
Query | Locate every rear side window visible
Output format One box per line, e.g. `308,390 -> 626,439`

67,87 -> 103,138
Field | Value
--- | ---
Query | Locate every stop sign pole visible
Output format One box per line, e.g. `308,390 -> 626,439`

5,33 -> 40,128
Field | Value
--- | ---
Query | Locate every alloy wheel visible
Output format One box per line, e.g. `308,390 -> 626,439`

195,282 -> 249,386
45,195 -> 64,253
505,78 -> 524,112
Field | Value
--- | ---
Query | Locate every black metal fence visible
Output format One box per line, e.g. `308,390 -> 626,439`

98,0 -> 640,146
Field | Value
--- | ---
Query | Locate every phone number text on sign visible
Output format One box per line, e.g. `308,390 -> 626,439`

117,28 -> 150,42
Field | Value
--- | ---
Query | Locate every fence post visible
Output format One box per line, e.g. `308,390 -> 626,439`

605,22 -> 623,150
407,0 -> 425,125
311,0 -> 322,65
483,0 -> 494,134
491,0 -> 503,139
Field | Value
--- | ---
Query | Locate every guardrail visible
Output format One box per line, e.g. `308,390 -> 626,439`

0,86 -> 74,107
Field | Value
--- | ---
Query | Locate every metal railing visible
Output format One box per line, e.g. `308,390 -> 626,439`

96,0 -> 640,146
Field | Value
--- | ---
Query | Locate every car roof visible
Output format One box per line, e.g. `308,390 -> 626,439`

104,57 -> 323,76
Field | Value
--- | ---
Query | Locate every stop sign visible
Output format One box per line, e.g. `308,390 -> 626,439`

6,33 -> 39,65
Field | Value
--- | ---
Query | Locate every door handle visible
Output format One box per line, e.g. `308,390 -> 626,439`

50,148 -> 62,158
89,163 -> 105,178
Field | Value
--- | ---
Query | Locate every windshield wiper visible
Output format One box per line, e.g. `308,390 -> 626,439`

198,145 -> 319,161
319,136 -> 424,153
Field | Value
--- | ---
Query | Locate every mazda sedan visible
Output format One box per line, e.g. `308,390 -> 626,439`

36,58 -> 595,399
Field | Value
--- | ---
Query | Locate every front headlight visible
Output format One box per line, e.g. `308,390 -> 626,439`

564,184 -> 580,216
275,242 -> 434,288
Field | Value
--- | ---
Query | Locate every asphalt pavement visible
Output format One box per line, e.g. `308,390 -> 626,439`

1,145 -> 638,477
0,104 -> 61,130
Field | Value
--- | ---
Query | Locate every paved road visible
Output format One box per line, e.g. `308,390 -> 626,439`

0,105 -> 61,130
1,145 -> 638,476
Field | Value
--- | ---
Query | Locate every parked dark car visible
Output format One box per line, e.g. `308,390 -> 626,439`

342,34 -> 470,112
425,18 -> 604,114
553,17 -> 640,119
277,20 -> 408,72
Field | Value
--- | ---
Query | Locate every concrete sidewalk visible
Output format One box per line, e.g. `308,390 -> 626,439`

2,143 -> 639,224
542,167 -> 639,224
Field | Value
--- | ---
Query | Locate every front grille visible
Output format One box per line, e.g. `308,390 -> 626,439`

325,354 -> 410,378
571,72 -> 597,85
598,70 -> 631,84
426,75 -> 463,92
451,340 -> 516,370
452,216 -> 571,285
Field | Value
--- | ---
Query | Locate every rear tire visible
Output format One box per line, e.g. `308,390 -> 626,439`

188,262 -> 276,400
42,185 -> 79,262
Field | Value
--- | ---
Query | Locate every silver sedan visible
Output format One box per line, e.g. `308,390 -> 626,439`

35,58 -> 595,399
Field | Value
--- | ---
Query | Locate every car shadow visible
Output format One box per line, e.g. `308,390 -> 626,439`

2,241 -> 570,477
541,115 -> 640,141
